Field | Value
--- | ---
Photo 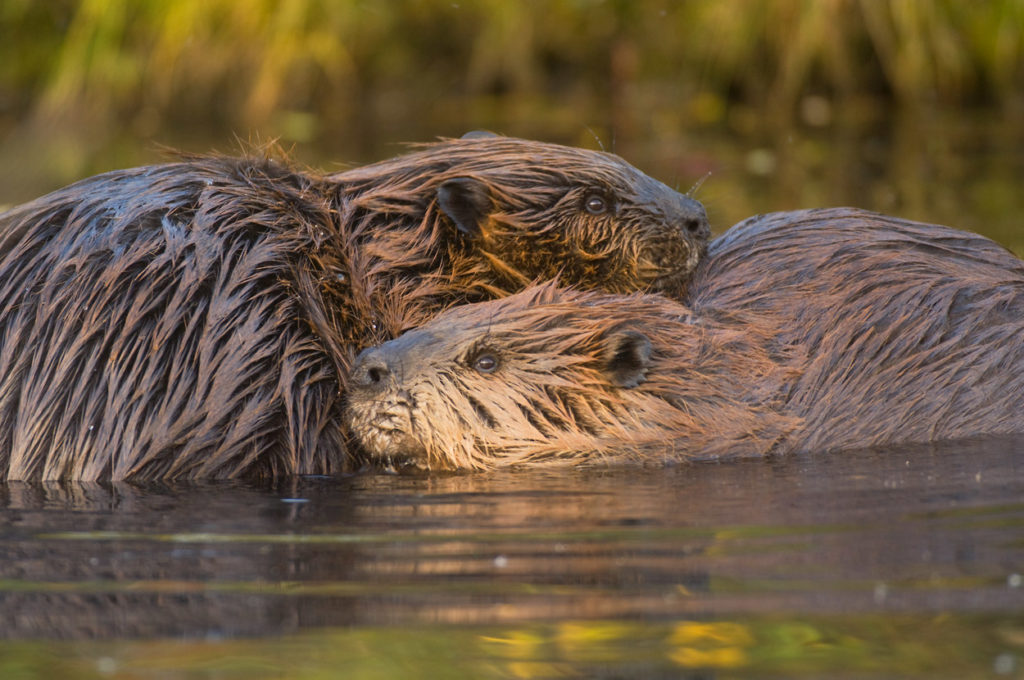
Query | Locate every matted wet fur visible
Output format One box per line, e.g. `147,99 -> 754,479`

689,207 -> 1024,452
0,136 -> 709,480
346,208 -> 1024,470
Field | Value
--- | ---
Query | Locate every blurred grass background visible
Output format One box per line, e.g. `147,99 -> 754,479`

0,0 -> 1022,248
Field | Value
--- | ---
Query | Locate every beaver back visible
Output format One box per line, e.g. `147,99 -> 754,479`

0,158 -> 344,479
689,207 -> 1024,451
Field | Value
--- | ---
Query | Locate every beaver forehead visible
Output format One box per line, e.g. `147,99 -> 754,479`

387,302 -> 647,368
443,137 -> 634,169
472,150 -> 666,195
472,155 -> 704,226
378,322 -> 532,364
426,286 -> 658,331
424,298 -> 572,337
372,309 -> 583,368
420,138 -> 661,189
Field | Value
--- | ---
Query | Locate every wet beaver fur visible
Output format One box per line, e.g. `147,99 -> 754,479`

346,208 -> 1024,470
0,135 -> 709,480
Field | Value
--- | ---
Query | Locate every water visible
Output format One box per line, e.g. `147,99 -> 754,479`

2,436 -> 1022,678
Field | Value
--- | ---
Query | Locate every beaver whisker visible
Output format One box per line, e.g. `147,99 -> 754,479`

583,126 -> 606,153
685,172 -> 711,198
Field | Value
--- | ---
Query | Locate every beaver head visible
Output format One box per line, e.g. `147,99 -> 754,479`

345,284 -> 798,470
333,134 -> 710,301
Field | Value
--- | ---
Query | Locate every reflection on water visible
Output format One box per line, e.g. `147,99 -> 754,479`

1,436 -> 1022,677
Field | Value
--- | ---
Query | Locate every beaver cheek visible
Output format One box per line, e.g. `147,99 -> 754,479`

640,238 -> 694,294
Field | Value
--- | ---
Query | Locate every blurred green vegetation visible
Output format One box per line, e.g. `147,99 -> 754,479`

3,0 -> 1022,132
0,0 -> 1022,246
1,614 -> 1022,679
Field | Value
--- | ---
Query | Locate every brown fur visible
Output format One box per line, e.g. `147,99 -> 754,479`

689,207 -> 1024,451
0,136 -> 708,480
345,208 -> 1024,469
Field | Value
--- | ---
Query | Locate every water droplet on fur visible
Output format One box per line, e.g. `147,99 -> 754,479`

336,272 -> 346,282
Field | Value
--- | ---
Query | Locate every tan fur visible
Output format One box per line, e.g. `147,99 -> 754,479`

346,283 -> 800,470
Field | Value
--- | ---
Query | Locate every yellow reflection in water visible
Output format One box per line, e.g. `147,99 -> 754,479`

667,620 -> 754,669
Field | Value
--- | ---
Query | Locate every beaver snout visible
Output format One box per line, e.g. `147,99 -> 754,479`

638,175 -> 710,243
677,195 -> 711,242
350,347 -> 394,393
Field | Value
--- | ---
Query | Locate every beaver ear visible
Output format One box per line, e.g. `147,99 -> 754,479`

437,177 -> 492,237
461,130 -> 499,139
602,330 -> 652,388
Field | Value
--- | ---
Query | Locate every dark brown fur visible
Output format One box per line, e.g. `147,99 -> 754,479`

345,208 -> 1024,469
0,136 -> 708,480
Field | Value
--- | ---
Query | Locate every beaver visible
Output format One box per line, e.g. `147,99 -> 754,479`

345,208 -> 1024,470
346,283 -> 800,469
688,207 -> 1024,452
0,135 -> 709,480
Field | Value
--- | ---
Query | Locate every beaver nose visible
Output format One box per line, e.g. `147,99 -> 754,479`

678,196 -> 711,241
351,347 -> 392,393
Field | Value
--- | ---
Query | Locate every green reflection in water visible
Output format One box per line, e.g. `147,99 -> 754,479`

0,571 -> 1008,598
36,520 -> 865,545
0,615 -> 1020,679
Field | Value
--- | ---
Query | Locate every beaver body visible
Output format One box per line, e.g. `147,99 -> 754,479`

689,208 -> 1024,452
0,136 -> 709,480
346,208 -> 1024,470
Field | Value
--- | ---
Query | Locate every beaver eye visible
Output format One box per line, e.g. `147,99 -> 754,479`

583,193 -> 609,215
473,353 -> 499,373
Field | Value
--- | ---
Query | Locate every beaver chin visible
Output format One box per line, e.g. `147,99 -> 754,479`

377,450 -> 430,472
646,265 -> 695,298
346,408 -> 427,468
637,241 -> 704,296
364,433 -> 429,471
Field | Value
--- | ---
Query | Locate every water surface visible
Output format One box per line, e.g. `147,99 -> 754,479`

2,436 -> 1022,678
